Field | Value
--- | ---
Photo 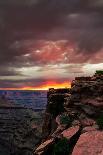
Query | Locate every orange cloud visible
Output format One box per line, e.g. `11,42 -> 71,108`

32,81 -> 71,90
0,81 -> 71,90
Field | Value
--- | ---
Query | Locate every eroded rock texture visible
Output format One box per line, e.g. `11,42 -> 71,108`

34,71 -> 103,155
0,97 -> 43,155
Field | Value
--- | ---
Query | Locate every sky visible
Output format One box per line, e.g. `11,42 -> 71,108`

0,0 -> 103,89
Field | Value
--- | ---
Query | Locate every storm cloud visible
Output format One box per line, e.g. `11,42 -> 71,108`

0,0 -> 103,88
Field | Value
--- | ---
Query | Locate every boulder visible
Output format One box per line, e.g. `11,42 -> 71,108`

72,131 -> 103,155
56,115 -> 61,125
34,138 -> 54,155
61,125 -> 80,140
51,125 -> 66,138
72,120 -> 81,126
81,104 -> 96,116
82,125 -> 99,133
82,99 -> 103,107
80,118 -> 96,127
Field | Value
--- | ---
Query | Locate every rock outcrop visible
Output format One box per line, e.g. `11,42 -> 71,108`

34,138 -> 55,155
34,71 -> 103,155
42,89 -> 69,139
72,131 -> 103,155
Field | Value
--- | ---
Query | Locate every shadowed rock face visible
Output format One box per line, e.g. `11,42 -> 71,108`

34,72 -> 103,155
0,144 -> 9,155
42,91 -> 66,139
67,73 -> 103,118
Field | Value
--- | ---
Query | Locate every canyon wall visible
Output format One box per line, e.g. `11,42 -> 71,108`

34,71 -> 103,155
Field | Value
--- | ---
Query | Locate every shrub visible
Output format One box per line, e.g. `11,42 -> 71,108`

96,70 -> 103,75
96,115 -> 103,130
52,138 -> 70,155
60,114 -> 71,126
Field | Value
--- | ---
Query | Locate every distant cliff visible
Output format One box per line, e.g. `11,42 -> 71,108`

0,96 -> 44,155
34,71 -> 103,155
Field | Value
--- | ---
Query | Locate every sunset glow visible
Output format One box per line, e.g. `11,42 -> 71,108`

0,0 -> 103,89
0,81 -> 71,90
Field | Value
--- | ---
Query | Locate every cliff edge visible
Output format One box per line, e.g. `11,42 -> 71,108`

34,71 -> 103,155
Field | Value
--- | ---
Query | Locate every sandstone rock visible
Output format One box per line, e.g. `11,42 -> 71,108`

42,113 -> 52,138
71,86 -> 81,94
61,125 -> 80,140
81,105 -> 96,115
69,72 -> 103,120
80,118 -> 96,127
78,113 -> 87,119
51,125 -> 66,138
56,115 -> 61,125
82,125 -> 99,133
42,92 -> 66,139
34,138 -> 54,155
82,99 -> 103,107
72,131 -> 103,155
96,97 -> 103,102
73,102 -> 82,106
38,72 -> 103,155
50,118 -> 58,135
72,120 -> 81,126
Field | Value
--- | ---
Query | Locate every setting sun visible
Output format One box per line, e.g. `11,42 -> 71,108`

30,81 -> 71,90
0,81 -> 71,91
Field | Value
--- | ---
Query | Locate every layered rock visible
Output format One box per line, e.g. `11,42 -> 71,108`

34,138 -> 55,155
64,72 -> 103,119
0,97 -> 43,155
34,71 -> 103,155
42,89 -> 69,138
72,131 -> 103,155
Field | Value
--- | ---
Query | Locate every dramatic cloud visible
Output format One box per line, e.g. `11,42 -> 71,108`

0,0 -> 103,88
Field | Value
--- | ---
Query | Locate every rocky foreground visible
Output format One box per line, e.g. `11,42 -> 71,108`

34,71 -> 103,155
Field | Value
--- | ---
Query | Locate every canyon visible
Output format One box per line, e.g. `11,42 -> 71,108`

0,71 -> 103,155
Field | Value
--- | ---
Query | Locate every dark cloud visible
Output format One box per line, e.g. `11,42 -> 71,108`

0,0 -> 103,88
0,67 -> 21,76
0,77 -> 70,88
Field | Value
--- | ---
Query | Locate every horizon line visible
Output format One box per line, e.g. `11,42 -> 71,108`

0,81 -> 71,91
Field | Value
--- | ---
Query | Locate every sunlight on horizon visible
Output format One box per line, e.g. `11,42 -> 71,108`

0,81 -> 71,91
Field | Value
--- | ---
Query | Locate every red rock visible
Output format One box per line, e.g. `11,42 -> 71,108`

82,125 -> 99,133
31,124 -> 38,129
72,120 -> 81,126
82,99 -> 103,107
72,131 -> 103,155
61,126 -> 80,140
34,138 -> 54,155
51,125 -> 66,138
80,118 -> 96,127
96,97 -> 103,102
56,115 -> 61,125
